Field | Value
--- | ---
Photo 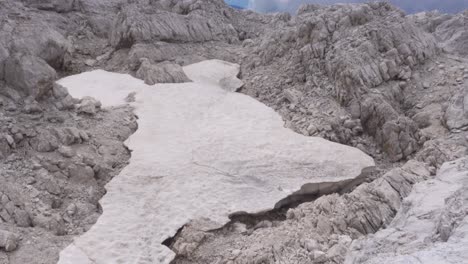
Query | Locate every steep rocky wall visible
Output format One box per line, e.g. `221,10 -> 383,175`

239,3 -> 444,161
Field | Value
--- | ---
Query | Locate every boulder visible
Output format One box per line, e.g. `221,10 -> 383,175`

434,12 -> 468,56
52,83 -> 70,99
0,136 -> 10,159
77,97 -> 102,115
4,53 -> 57,99
0,230 -> 19,252
12,24 -> 69,68
109,4 -> 237,48
52,127 -> 85,146
136,59 -> 190,85
30,129 -> 59,152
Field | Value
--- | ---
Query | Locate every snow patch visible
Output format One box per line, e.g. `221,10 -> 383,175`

57,60 -> 374,264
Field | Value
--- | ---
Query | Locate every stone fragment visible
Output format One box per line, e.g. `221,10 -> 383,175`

77,97 -> 101,115
0,230 -> 18,252
58,145 -> 75,158
444,87 -> 468,130
68,164 -> 95,184
30,129 -> 59,152
136,59 -> 190,85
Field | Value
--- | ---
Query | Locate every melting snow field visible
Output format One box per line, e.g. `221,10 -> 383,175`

56,60 -> 374,264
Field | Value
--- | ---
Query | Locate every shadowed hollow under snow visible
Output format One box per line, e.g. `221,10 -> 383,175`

56,60 -> 374,264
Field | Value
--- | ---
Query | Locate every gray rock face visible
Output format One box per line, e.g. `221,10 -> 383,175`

21,0 -> 75,12
240,3 -> 438,161
0,45 -> 8,80
9,22 -> 70,69
77,97 -> 102,115
136,59 -> 190,85
4,53 -> 57,99
0,230 -> 18,252
110,4 -> 238,49
444,86 -> 468,131
0,136 -> 10,159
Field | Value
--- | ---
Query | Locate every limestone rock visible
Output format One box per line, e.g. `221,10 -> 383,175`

52,127 -> 86,145
0,45 -> 8,80
0,230 -> 19,252
136,59 -> 190,85
53,83 -> 70,99
284,88 -> 303,105
30,129 -> 59,152
4,53 -> 57,99
444,86 -> 468,131
21,0 -> 75,12
77,97 -> 101,115
434,11 -> 468,56
11,23 -> 70,69
68,164 -> 95,184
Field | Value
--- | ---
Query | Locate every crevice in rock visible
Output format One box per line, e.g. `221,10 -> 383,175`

274,166 -> 376,209
162,225 -> 185,248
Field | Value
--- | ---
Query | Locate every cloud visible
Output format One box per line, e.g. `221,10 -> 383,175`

246,0 -> 468,14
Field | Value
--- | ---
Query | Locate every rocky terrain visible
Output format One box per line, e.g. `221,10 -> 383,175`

0,0 -> 467,263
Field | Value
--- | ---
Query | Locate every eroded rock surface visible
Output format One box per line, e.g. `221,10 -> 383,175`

346,157 -> 468,264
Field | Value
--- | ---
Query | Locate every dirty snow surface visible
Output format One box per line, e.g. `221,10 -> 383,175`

56,60 -> 374,264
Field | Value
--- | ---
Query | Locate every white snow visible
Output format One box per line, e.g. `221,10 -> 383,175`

57,60 -> 374,264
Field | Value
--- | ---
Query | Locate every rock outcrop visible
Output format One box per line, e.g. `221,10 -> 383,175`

4,54 -> 57,99
0,230 -> 18,252
346,157 -> 468,264
109,3 -> 238,49
444,85 -> 468,131
169,160 -> 430,264
136,59 -> 191,85
238,3 -> 444,161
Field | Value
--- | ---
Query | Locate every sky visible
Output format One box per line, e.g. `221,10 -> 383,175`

225,0 -> 468,14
